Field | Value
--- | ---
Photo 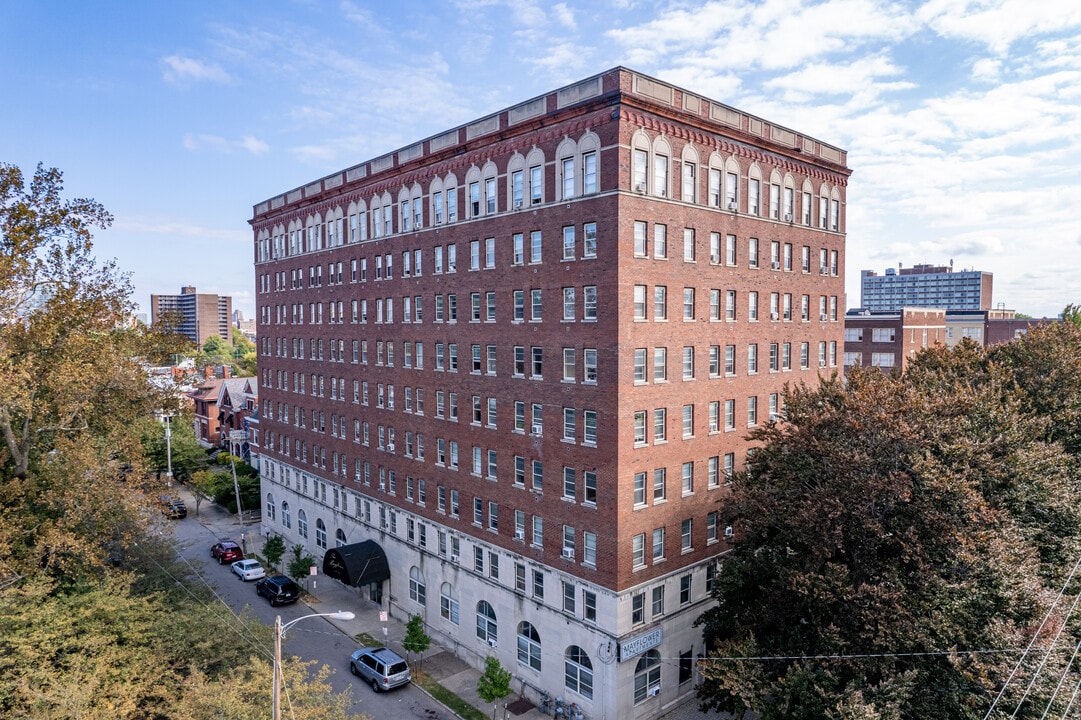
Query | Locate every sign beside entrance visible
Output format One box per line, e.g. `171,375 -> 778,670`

619,626 -> 662,662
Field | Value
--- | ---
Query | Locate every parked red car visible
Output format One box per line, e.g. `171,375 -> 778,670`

210,540 -> 243,564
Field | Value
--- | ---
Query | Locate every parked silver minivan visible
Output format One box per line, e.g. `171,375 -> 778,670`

349,646 -> 411,692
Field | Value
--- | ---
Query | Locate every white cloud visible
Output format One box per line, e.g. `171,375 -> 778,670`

918,0 -> 1081,55
182,133 -> 269,155
551,3 -> 576,30
161,55 -> 232,84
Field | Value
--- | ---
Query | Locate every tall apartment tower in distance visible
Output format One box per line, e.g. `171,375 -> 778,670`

150,286 -> 234,348
251,67 -> 848,719
860,263 -> 992,312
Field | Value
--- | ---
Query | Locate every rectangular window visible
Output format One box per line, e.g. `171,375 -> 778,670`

682,405 -> 694,439
529,231 -> 542,263
682,461 -> 694,494
562,287 -> 575,321
633,471 -> 647,506
654,286 -> 666,320
654,347 -> 667,382
633,285 -> 647,320
562,226 -> 575,260
633,221 -> 647,257
653,408 -> 666,442
652,527 -> 665,562
653,468 -> 666,502
683,287 -> 695,320
681,518 -> 693,551
654,224 -> 667,258
583,222 -> 597,258
583,286 -> 597,320
583,349 -> 597,383
632,535 -> 645,569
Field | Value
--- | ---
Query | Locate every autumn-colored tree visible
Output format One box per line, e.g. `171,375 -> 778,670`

0,163 -> 168,579
697,359 -> 1081,719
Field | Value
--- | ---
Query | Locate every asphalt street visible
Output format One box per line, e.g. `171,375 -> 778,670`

167,501 -> 450,720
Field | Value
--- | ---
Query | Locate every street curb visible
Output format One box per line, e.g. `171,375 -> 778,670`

304,597 -> 474,720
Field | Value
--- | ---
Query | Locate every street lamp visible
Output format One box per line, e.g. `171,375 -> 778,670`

158,409 -> 175,487
273,610 -> 355,720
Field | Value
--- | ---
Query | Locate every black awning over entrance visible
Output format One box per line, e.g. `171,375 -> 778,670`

322,540 -> 391,587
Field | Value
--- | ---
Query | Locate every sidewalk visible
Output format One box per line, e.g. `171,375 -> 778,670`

177,485 -> 541,720
178,485 -> 717,720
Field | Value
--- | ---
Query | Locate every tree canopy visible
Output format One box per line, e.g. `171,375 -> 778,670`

698,327 -> 1081,719
0,163 -> 353,718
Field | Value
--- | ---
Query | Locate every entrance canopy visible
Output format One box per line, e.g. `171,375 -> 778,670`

322,540 -> 390,587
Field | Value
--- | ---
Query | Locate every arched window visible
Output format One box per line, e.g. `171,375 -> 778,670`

564,645 -> 593,700
315,518 -> 327,549
335,528 -> 347,547
409,566 -> 426,605
579,131 -> 600,195
297,509 -> 308,538
476,601 -> 497,645
281,501 -> 291,529
440,582 -> 459,624
266,493 -> 276,521
525,148 -> 545,206
516,621 -> 541,671
634,649 -> 661,703
506,153 -> 526,210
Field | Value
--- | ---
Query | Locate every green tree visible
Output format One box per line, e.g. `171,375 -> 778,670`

0,163 -> 161,579
696,363 -> 1081,720
263,535 -> 286,572
200,333 -> 227,358
287,544 -> 316,583
1061,303 -> 1081,329
476,655 -> 512,704
402,614 -> 431,671
138,410 -> 207,483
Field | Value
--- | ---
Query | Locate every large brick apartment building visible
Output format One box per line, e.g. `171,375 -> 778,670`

251,67 -> 848,719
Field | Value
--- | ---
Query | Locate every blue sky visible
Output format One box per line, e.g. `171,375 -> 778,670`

3,0 -> 1080,319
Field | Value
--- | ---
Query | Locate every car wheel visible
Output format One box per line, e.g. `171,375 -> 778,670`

371,679 -> 381,693
350,662 -> 359,677
218,556 -> 224,565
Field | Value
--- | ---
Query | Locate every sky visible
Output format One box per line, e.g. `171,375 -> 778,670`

2,0 -> 1080,320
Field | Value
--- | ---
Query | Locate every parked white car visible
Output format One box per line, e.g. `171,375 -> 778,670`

231,559 -> 266,582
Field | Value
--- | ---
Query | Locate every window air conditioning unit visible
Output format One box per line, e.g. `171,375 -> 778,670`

514,200 -> 523,210
562,548 -> 575,559
771,261 -> 781,269
820,313 -> 829,321
515,529 -> 526,540
727,202 -> 738,211
820,265 -> 829,275
532,424 -> 543,435
770,312 -> 779,320
450,554 -> 460,563
648,686 -> 661,698
784,213 -> 793,222
724,526 -> 734,538
634,182 -> 646,193
386,443 -> 395,453
379,481 -> 386,491
488,638 -> 497,647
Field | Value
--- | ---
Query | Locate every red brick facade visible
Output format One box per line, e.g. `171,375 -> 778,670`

251,68 -> 848,596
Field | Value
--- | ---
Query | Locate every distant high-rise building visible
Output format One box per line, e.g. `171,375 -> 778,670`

860,263 -> 992,312
150,286 -> 233,348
